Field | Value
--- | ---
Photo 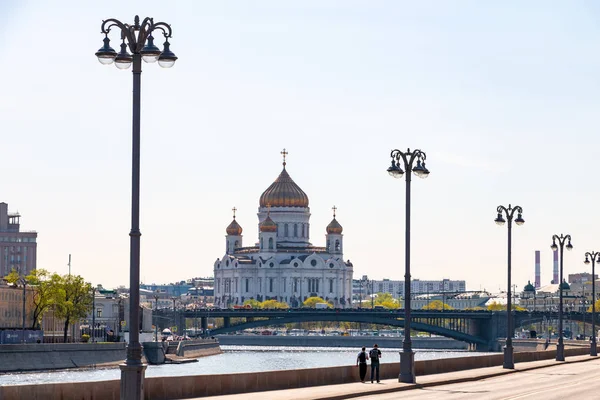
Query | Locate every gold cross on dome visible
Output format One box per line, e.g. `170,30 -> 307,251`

332,205 -> 337,218
281,148 -> 288,166
232,207 -> 237,218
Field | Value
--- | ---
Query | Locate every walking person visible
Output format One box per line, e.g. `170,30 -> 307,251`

356,346 -> 369,383
369,344 -> 382,383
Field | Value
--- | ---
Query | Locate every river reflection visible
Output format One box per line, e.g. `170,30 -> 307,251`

0,346 -> 490,386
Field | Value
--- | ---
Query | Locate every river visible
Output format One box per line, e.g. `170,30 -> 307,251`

0,345 -> 490,386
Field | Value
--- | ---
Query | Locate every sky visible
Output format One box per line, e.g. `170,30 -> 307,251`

1,1 -> 600,292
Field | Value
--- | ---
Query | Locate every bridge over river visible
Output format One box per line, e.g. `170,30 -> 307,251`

154,309 -> 597,351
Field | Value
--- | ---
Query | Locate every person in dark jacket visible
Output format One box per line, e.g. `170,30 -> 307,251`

356,346 -> 369,382
369,344 -> 382,383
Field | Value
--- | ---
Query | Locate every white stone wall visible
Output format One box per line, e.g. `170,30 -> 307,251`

257,206 -> 311,247
214,252 -> 353,308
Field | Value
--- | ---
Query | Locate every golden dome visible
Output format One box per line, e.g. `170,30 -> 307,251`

326,218 -> 343,234
260,215 -> 277,232
226,218 -> 243,236
259,167 -> 309,208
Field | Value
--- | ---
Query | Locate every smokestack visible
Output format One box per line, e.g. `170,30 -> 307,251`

553,250 -> 559,284
535,251 -> 541,289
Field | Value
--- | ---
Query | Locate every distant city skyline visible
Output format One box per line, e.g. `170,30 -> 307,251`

2,1 -> 599,292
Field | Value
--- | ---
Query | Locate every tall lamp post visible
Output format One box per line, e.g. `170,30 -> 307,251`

92,287 -> 96,343
494,204 -> 525,369
584,251 -> 599,356
387,148 -> 430,383
94,15 -> 177,400
551,234 -> 573,362
154,294 -> 160,342
19,276 -> 27,344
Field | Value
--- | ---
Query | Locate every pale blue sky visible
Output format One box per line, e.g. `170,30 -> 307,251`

1,1 -> 600,292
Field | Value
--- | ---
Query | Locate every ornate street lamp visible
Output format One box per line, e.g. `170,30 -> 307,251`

387,148 -> 429,383
95,15 -> 177,400
551,234 -> 573,361
154,293 -> 160,343
584,251 -> 599,356
494,204 -> 524,369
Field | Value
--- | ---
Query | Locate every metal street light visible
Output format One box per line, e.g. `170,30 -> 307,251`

388,148 -> 429,384
95,15 -> 177,400
154,293 -> 160,342
551,234 -> 573,361
584,251 -> 599,356
494,204 -> 524,369
19,276 -> 27,344
91,287 -> 96,343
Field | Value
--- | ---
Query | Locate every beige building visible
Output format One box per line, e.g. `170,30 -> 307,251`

0,283 -> 33,329
0,202 -> 38,276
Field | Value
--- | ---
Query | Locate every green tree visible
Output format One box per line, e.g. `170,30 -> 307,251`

588,299 -> 600,313
422,300 -> 454,310
303,296 -> 330,308
3,268 -> 56,329
261,299 -> 289,309
487,302 -> 526,311
53,274 -> 93,343
373,293 -> 401,309
243,299 -> 262,309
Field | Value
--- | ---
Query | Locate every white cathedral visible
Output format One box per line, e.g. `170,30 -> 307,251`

213,151 -> 354,309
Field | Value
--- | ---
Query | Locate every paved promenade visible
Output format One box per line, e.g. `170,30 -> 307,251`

193,355 -> 599,400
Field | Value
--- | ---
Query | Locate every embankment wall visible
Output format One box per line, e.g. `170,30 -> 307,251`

1,345 -> 596,400
0,343 -> 126,373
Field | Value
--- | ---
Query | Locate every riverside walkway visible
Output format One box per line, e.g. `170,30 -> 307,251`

195,354 -> 599,400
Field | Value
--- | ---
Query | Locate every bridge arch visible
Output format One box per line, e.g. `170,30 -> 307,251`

207,314 -> 487,345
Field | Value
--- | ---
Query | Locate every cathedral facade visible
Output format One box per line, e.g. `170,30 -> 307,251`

213,152 -> 354,309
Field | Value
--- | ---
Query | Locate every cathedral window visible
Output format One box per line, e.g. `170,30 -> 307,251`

226,242 -> 229,253
311,259 -> 317,267
285,224 -> 289,237
234,240 -> 239,249
329,279 -> 334,293
335,240 -> 340,252
269,278 -> 274,292
245,279 -> 249,293
301,224 -> 305,237
269,238 -> 274,250
260,238 -> 263,249
294,224 -> 298,237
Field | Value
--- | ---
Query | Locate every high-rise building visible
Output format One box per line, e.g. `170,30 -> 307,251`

352,276 -> 466,302
0,202 -> 37,276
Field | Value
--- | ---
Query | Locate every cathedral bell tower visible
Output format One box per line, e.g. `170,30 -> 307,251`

225,207 -> 243,255
259,205 -> 277,253
326,206 -> 343,256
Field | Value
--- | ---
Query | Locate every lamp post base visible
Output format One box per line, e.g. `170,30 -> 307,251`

503,344 -> 514,369
119,362 -> 147,400
556,343 -> 565,362
399,350 -> 416,383
591,341 -> 598,357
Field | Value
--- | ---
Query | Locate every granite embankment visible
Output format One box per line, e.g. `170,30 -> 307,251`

0,343 -> 126,372
1,345 -> 595,400
144,339 -> 222,364
216,335 -> 468,349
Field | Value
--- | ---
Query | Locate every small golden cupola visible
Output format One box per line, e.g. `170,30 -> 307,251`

326,205 -> 343,234
260,205 -> 277,233
226,207 -> 243,236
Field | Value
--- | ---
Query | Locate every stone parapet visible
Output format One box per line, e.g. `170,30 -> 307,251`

0,342 -> 126,373
0,345 -> 596,400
